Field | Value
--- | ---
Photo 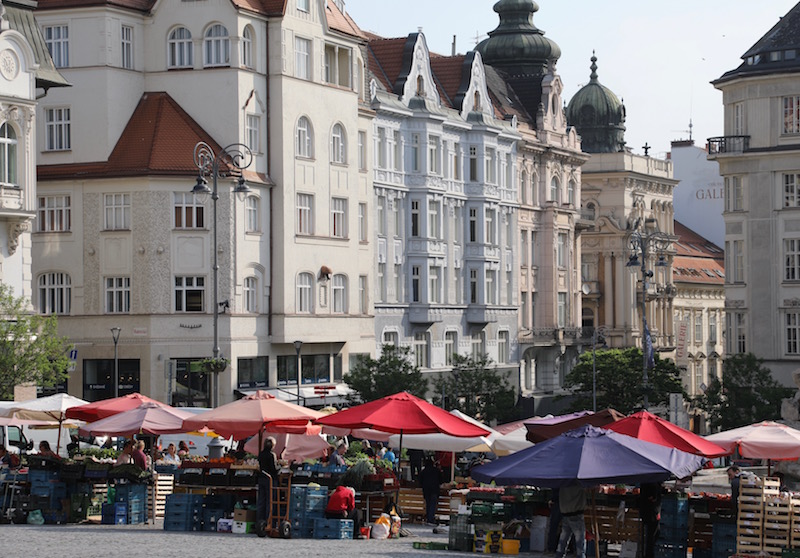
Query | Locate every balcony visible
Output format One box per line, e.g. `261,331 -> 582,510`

707,135 -> 750,156
408,304 -> 443,324
466,305 -> 499,324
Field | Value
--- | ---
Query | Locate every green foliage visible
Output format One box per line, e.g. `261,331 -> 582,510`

694,353 -> 794,431
74,447 -> 120,460
0,282 -> 72,400
431,353 -> 518,424
561,347 -> 685,415
344,344 -> 428,403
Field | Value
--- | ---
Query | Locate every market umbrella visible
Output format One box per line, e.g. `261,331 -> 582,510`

606,411 -> 730,458
181,390 -> 324,440
65,393 -> 169,422
705,421 -> 800,460
0,393 -> 90,453
491,426 -> 534,456
471,425 -> 707,488
78,402 -> 195,438
524,408 -> 624,443
244,432 -> 331,463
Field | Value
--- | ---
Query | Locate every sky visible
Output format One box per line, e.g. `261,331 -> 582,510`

345,0 -> 798,158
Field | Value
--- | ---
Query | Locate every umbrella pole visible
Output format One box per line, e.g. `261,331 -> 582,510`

450,451 -> 455,483
56,416 -> 64,455
592,490 -> 600,558
395,429 -> 403,512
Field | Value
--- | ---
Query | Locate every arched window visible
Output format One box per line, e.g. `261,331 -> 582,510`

568,179 -> 576,206
296,272 -> 313,313
586,202 -> 596,220
167,27 -> 193,68
550,176 -> 560,203
244,276 -> 258,313
204,24 -> 230,67
38,272 -> 71,315
296,116 -> 313,158
0,123 -> 17,186
416,75 -> 425,97
245,195 -> 259,232
331,123 -> 346,164
241,26 -> 253,68
332,274 -> 347,313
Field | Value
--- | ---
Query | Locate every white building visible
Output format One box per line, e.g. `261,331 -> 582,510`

670,140 -> 724,248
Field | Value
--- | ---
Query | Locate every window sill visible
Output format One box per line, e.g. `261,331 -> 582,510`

102,228 -> 131,232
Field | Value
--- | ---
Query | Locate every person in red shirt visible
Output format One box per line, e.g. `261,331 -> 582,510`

325,484 -> 364,538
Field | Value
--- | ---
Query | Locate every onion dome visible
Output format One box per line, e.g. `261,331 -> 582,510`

566,53 -> 626,153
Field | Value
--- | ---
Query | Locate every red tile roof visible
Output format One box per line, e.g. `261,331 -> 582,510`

367,36 -> 412,93
326,0 -> 365,39
430,55 -> 464,108
672,221 -> 725,285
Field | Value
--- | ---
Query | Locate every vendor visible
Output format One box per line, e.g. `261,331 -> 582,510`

162,443 -> 181,465
257,437 -> 279,525
329,441 -> 347,467
325,484 -> 364,539
38,441 -> 59,459
116,440 -> 134,465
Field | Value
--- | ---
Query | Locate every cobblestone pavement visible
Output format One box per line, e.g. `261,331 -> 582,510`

0,521 -> 468,558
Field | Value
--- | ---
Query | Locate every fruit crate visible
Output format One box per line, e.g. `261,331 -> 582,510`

313,518 -> 353,539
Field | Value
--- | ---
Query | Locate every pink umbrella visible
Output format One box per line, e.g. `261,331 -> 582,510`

244,432 -> 331,462
181,390 -> 324,440
706,421 -> 800,460
79,402 -> 195,438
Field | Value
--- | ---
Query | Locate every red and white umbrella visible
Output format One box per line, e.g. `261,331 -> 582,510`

706,421 -> 800,460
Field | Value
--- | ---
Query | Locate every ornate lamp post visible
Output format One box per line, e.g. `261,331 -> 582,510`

294,340 -> 303,404
192,141 -> 252,407
626,217 -> 671,410
110,327 -> 121,398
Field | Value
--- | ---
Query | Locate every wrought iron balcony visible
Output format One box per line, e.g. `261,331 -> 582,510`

707,135 -> 750,155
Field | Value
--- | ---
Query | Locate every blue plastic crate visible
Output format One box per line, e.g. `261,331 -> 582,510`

313,518 -> 353,539
203,508 -> 226,531
164,518 -> 194,531
655,543 -> 687,558
166,493 -> 204,505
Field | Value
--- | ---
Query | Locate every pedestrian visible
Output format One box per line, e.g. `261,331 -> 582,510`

547,488 -> 562,553
727,465 -> 742,518
639,482 -> 662,558
408,448 -> 424,480
257,437 -> 279,525
420,457 -> 441,526
556,484 -> 587,558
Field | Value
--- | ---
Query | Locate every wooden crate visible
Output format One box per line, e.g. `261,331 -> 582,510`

589,505 -> 640,544
148,473 -> 174,519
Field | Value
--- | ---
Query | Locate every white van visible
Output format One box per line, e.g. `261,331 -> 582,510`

0,424 -> 33,454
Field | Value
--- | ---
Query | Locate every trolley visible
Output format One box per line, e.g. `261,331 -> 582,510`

256,470 -> 292,538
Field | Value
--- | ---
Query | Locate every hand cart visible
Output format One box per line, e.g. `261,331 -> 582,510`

256,470 -> 292,538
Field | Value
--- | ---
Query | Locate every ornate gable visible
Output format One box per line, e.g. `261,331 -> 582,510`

459,51 -> 492,120
395,33 -> 439,108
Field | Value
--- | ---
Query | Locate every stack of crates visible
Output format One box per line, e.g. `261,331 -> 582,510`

203,494 -> 235,532
763,478 -> 791,555
101,502 -> 128,524
711,517 -> 737,558
289,485 -> 328,538
737,476 -> 765,554
28,469 -> 68,522
115,483 -> 147,524
656,495 -> 689,558
791,494 -> 800,548
313,517 -> 353,539
449,513 -> 473,552
163,493 -> 204,531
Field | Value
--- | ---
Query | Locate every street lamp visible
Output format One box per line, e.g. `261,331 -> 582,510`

110,327 -> 121,398
293,340 -> 303,404
627,217 -> 671,410
192,141 -> 253,407
591,326 -> 608,412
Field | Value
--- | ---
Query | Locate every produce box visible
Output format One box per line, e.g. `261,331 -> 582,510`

232,520 -> 254,534
217,518 -> 233,533
233,508 -> 256,523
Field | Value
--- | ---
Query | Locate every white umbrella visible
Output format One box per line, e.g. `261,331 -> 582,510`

0,393 -> 89,453
706,421 -> 800,460
491,425 -> 534,456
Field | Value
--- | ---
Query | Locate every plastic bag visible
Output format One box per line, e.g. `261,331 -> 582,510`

371,513 -> 391,539
27,509 -> 45,525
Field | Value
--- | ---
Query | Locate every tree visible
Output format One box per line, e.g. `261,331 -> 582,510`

695,353 -> 794,431
344,344 -> 428,403
561,347 -> 685,415
430,353 -> 518,424
0,283 -> 72,399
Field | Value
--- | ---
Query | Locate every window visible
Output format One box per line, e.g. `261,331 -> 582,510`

0,123 -> 17,186
104,193 -> 130,230
485,208 -> 496,245
167,27 -> 193,68
296,116 -> 313,158
521,231 -> 528,266
411,265 -> 420,303
411,200 -> 420,237
428,135 -> 441,175
393,264 -> 402,302
557,233 -> 568,268
410,134 -> 420,172
246,114 -> 260,153
733,102 -> 744,135
376,196 -> 385,236
45,107 -> 71,151
784,173 -> 800,207
237,356 -> 268,389
243,276 -> 258,313
393,130 -> 402,171
358,202 -> 367,242
428,200 -> 440,239
521,292 -> 529,328
358,130 -> 367,171
277,355 -> 298,386
121,25 -> 133,69
568,180 -> 576,205
393,201 -> 401,236
37,195 -> 71,232
241,26 -> 253,68
726,312 -> 747,354
485,147 -> 497,184
43,25 -> 68,68
297,0 -> 310,12
174,276 -> 204,312
445,331 -> 457,366
295,37 -> 311,80
38,272 -> 70,314
383,330 -> 398,346
245,195 -> 259,232
498,331 -> 509,364
471,331 -> 485,360
732,239 -> 744,283
709,313 -> 717,343
204,24 -> 230,67
331,123 -> 346,164
550,176 -> 560,202
787,239 -> 800,281
454,206 -> 463,245
470,269 -> 478,303
332,274 -> 347,313
452,142 -> 462,180
784,96 -> 800,134
413,332 -> 428,368
469,146 -> 478,181
469,208 -> 478,242
296,193 -> 313,235
725,176 -> 744,211
358,275 -> 368,314
296,272 -> 313,313
376,128 -> 387,169
557,292 -> 567,328
787,312 -> 800,355
694,312 -> 703,344
174,192 -> 204,228
324,43 -> 351,87
105,277 -> 130,313
429,266 -> 441,303
330,197 -> 347,238
377,263 -> 385,302
485,269 -> 496,305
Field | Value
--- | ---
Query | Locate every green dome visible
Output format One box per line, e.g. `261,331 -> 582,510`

476,0 -> 561,74
566,54 -> 626,153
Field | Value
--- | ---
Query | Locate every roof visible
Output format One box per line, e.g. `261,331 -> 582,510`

325,0 -> 364,40
38,91 -> 269,182
3,1 -> 70,89
672,221 -> 725,285
367,36 -> 412,94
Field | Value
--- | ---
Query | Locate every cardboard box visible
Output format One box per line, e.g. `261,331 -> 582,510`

233,509 -> 256,523
217,518 -> 234,533
232,520 -> 254,534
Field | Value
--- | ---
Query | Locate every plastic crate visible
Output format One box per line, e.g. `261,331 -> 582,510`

203,508 -> 226,531
164,518 -> 195,531
229,469 -> 257,486
313,518 -> 353,539
654,543 -> 687,558
205,469 -> 230,487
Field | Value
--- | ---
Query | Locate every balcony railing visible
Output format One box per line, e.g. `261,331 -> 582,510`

707,135 -> 750,155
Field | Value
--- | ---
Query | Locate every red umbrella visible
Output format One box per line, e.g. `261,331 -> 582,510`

65,393 -> 169,422
79,402 -> 195,438
314,391 -> 491,437
180,390 -> 324,440
606,410 -> 729,458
